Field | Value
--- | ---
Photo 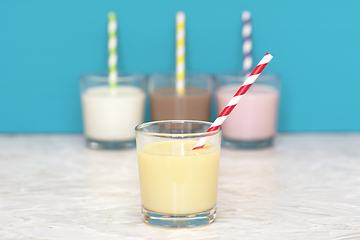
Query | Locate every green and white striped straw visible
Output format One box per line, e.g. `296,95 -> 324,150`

108,12 -> 117,90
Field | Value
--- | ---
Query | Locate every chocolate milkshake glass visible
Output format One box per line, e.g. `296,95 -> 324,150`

216,72 -> 281,149
80,71 -> 146,150
149,71 -> 212,121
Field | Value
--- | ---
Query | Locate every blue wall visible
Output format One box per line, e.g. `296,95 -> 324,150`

0,0 -> 359,132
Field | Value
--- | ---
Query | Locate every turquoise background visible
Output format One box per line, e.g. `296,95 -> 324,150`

0,0 -> 359,133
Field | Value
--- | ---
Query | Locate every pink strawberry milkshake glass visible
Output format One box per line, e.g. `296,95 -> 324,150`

215,72 -> 281,149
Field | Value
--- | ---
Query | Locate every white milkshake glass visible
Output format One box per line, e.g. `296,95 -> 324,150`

215,72 -> 281,149
80,71 -> 146,150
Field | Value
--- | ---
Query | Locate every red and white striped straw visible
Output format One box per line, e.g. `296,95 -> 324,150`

192,52 -> 273,150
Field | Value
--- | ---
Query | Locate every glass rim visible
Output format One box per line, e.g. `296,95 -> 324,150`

135,120 -> 221,138
215,71 -> 281,82
149,70 -> 210,81
80,70 -> 144,83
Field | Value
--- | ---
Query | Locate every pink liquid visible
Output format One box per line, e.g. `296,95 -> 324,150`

216,85 -> 280,141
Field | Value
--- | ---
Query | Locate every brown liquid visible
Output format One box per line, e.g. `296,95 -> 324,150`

151,87 -> 211,121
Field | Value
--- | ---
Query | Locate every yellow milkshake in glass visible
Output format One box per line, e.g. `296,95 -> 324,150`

135,120 -> 221,227
138,140 -> 220,215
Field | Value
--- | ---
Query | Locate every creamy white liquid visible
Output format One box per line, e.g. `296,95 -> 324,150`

82,86 -> 145,141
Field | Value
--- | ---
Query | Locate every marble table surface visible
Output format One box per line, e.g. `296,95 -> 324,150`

0,134 -> 359,240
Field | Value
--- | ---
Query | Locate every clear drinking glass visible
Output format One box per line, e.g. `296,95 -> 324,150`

80,71 -> 146,150
215,72 -> 281,149
148,71 -> 212,121
135,120 -> 221,228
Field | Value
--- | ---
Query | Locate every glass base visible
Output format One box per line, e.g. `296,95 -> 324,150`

222,137 -> 274,149
86,138 -> 135,150
141,205 -> 216,228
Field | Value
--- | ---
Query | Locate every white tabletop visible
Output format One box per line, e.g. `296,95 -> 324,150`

0,134 -> 359,240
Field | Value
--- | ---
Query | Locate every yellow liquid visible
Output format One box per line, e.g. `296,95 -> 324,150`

137,140 -> 220,215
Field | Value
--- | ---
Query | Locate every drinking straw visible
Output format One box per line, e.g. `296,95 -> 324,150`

108,12 -> 118,90
242,11 -> 253,76
192,53 -> 273,150
176,11 -> 186,95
